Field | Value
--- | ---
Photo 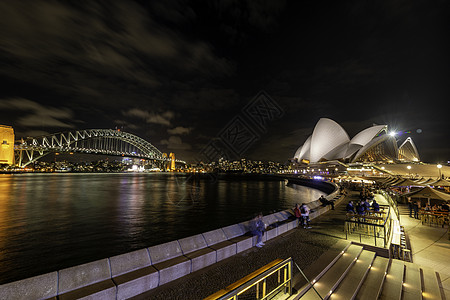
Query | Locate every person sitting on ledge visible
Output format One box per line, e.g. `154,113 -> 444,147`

319,195 -> 334,210
249,213 -> 266,248
346,200 -> 355,214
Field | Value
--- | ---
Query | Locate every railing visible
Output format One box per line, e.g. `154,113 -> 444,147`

378,189 -> 400,220
204,258 -> 292,300
344,205 -> 392,247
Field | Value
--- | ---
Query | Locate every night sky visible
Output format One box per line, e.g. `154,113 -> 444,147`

0,1 -> 449,163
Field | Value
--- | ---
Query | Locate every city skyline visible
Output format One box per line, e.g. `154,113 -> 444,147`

0,1 -> 449,163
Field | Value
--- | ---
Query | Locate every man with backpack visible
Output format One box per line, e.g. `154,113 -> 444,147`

300,203 -> 312,229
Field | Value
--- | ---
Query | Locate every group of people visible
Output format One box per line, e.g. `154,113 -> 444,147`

294,203 -> 312,229
346,199 -> 379,215
408,200 -> 449,219
319,195 -> 334,210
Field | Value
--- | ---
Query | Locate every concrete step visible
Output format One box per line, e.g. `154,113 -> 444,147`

329,250 -> 376,300
379,259 -> 405,300
355,256 -> 390,300
421,267 -> 444,300
299,245 -> 363,299
401,261 -> 421,300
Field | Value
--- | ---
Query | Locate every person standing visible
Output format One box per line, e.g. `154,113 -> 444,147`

413,201 -> 419,219
300,203 -> 311,229
294,203 -> 302,227
408,199 -> 413,217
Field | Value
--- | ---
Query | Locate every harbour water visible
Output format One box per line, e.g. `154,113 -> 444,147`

0,173 -> 324,284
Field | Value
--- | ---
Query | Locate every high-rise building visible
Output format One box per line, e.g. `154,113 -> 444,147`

0,125 -> 14,165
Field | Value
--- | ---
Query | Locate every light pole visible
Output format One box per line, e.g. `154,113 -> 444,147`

437,164 -> 442,179
407,165 -> 411,177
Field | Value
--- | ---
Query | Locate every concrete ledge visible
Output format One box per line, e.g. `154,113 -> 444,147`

184,248 -> 217,272
109,249 -> 157,299
203,229 -> 237,261
262,214 -> 278,227
113,266 -> 158,300
0,271 -> 58,300
58,258 -> 114,299
179,234 -> 217,271
202,229 -> 228,246
265,227 -> 278,241
208,241 -> 237,261
148,240 -> 184,264
222,224 -> 245,239
58,280 -> 116,300
228,235 -> 253,253
148,241 -> 191,285
178,234 -> 208,255
152,256 -> 191,285
277,222 -> 289,235
287,219 -> 298,230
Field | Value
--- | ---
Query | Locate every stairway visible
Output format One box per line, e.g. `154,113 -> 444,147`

291,244 -> 445,300
397,204 -> 412,218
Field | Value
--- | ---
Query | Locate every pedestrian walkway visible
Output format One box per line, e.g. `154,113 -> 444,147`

398,203 -> 450,299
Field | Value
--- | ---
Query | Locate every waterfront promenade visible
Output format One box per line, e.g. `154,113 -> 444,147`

132,192 -> 354,299
133,190 -> 450,299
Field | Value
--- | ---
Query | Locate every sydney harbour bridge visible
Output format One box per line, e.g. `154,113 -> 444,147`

11,128 -> 185,168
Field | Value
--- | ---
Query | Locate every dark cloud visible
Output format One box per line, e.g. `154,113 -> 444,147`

160,136 -> 192,150
122,109 -> 174,126
0,0 -> 448,162
167,126 -> 191,135
0,98 -> 75,130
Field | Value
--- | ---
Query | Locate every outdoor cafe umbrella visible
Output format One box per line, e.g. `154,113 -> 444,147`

377,176 -> 395,184
383,176 -> 402,186
422,178 -> 438,185
403,186 -> 450,204
429,178 -> 450,187
390,178 -> 425,187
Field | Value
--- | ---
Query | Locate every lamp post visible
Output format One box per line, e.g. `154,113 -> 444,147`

437,164 -> 442,179
407,165 -> 411,177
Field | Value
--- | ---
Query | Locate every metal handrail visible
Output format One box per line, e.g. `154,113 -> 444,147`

345,206 -> 392,247
294,262 -> 324,300
204,258 -> 293,300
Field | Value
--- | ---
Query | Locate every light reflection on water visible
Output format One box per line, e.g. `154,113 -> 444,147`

0,173 -> 323,284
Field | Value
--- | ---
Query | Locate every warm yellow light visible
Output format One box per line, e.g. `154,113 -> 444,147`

407,165 -> 411,170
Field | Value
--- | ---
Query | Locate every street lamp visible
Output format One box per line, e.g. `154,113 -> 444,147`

407,165 -> 411,177
437,164 -> 442,178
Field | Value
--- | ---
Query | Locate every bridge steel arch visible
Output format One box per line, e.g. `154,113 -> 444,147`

14,129 -> 173,167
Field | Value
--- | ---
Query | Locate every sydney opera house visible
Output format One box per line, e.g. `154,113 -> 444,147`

293,118 -> 420,164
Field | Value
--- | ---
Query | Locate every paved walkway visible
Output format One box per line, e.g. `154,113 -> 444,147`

132,191 -> 449,299
398,205 -> 450,299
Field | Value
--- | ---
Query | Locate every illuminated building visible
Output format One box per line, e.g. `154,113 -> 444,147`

0,125 -> 14,165
293,118 -> 419,163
